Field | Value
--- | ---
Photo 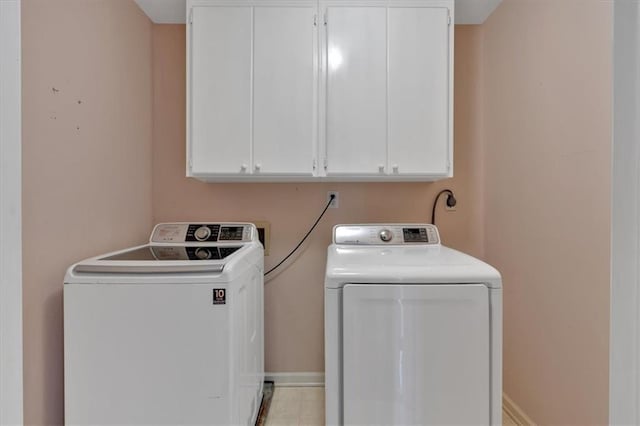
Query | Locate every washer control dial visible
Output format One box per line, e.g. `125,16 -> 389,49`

194,226 -> 212,241
379,229 -> 393,242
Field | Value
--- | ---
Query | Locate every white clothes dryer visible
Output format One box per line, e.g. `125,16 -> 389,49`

64,223 -> 264,426
325,224 -> 502,426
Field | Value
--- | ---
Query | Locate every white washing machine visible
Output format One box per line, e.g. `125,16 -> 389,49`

325,224 -> 502,425
64,223 -> 264,426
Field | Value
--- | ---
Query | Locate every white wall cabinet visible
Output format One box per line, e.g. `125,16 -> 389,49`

189,6 -> 252,176
187,0 -> 453,182
253,6 -> 317,176
324,6 -> 388,176
387,7 -> 450,176
188,2 -> 317,177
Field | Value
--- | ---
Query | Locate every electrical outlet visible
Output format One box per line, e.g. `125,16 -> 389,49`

328,191 -> 339,208
442,191 -> 458,212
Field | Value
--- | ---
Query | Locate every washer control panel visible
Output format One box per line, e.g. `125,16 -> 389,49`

150,223 -> 255,243
334,224 -> 440,245
188,224 -> 219,242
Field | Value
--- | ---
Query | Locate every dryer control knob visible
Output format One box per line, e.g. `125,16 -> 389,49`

379,229 -> 393,242
194,226 -> 212,241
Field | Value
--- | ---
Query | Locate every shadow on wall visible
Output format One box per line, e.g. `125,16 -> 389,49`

44,290 -> 64,423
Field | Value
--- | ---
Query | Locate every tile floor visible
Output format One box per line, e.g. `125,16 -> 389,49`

265,387 -> 325,426
264,386 -> 520,426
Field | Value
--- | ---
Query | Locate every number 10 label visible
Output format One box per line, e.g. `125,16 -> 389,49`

213,288 -> 226,305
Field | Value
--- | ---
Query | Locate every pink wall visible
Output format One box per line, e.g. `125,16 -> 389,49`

152,24 -> 485,373
21,1 -> 154,424
481,0 -> 612,424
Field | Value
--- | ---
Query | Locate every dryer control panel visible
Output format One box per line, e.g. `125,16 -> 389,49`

150,223 -> 256,244
333,224 -> 440,245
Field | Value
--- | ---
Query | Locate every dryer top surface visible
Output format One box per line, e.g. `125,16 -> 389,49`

325,244 -> 501,289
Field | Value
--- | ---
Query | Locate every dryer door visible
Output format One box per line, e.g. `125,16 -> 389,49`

342,283 -> 490,425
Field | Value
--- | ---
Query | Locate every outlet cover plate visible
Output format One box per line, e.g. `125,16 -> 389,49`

328,191 -> 339,208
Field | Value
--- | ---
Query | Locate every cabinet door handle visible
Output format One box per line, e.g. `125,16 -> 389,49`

378,165 -> 385,173
255,164 -> 261,172
393,164 -> 399,173
240,164 -> 247,172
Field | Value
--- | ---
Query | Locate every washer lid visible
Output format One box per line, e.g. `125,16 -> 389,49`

324,244 -> 501,289
70,244 -> 249,275
98,245 -> 242,262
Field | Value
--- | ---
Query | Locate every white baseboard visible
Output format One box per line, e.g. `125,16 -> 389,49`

265,372 -> 325,387
503,393 -> 536,425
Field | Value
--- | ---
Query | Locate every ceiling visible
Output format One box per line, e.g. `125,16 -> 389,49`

134,0 -> 502,25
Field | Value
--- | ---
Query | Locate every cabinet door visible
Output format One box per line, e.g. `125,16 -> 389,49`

253,7 -> 317,176
190,7 -> 251,176
388,7 -> 450,176
325,7 -> 387,176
